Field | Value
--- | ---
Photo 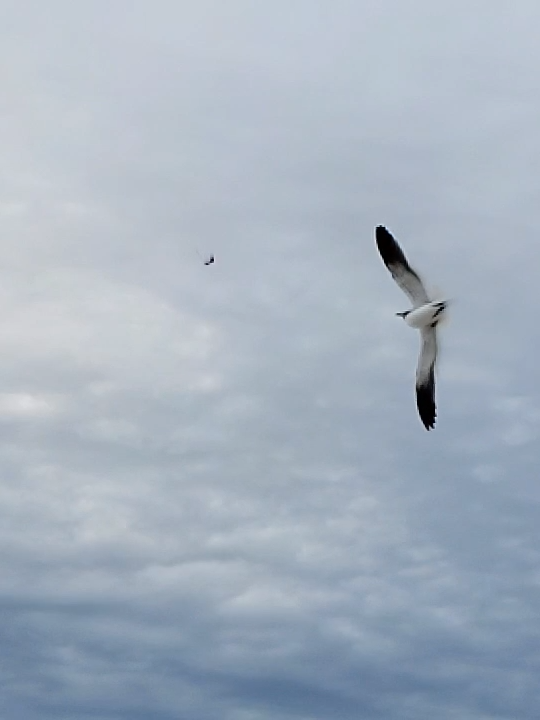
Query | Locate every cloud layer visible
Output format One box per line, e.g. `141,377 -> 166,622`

1,2 -> 540,719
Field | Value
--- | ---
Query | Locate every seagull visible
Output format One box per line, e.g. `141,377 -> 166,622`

196,249 -> 215,266
375,225 -> 448,430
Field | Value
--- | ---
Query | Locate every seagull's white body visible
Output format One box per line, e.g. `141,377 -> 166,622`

375,226 -> 448,430
403,301 -> 446,329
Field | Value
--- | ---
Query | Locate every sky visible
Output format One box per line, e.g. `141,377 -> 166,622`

1,1 -> 540,718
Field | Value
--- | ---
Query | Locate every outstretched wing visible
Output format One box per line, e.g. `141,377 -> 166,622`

416,327 -> 438,430
375,226 -> 430,308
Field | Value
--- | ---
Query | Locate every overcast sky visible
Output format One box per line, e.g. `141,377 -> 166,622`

1,2 -> 540,718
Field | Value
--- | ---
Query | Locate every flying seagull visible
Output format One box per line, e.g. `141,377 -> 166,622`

196,249 -> 215,266
375,225 -> 448,430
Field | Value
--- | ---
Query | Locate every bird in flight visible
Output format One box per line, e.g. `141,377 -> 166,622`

203,254 -> 215,266
375,225 -> 448,430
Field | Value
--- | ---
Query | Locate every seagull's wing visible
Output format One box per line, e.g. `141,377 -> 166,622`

416,327 -> 438,430
375,226 -> 430,307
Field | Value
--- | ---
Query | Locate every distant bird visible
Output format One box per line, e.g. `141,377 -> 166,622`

375,225 -> 448,430
204,254 -> 215,266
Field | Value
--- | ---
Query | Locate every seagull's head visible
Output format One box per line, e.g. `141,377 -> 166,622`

396,311 -> 410,320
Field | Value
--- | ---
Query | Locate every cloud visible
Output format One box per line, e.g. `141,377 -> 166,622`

1,2 -> 540,719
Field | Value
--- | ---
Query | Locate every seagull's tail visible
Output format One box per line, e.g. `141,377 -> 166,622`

430,285 -> 452,326
437,309 -> 451,327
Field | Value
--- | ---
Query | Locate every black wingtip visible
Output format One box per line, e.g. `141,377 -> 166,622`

375,225 -> 410,270
375,225 -> 392,243
416,380 -> 436,431
375,225 -> 394,255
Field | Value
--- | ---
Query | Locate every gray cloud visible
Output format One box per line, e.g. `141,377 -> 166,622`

1,1 -> 540,719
